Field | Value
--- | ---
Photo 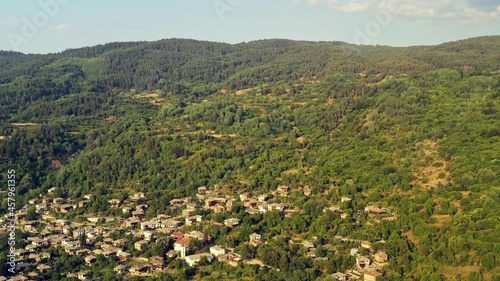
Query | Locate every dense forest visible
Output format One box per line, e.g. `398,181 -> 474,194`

0,36 -> 499,280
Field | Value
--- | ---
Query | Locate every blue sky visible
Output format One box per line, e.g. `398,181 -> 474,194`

1,0 -> 499,54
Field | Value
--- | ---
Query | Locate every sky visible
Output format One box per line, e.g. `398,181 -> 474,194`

1,0 -> 499,54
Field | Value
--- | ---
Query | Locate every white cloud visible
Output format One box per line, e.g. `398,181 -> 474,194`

55,23 -> 73,32
293,0 -> 500,22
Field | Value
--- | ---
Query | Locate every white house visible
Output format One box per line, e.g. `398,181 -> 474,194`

209,246 -> 226,257
258,194 -> 269,202
174,237 -> 191,258
185,253 -> 213,267
249,233 -> 262,244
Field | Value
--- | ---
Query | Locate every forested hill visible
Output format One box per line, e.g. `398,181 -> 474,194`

0,36 -> 499,280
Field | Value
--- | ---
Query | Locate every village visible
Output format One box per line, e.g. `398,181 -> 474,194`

1,184 -> 394,281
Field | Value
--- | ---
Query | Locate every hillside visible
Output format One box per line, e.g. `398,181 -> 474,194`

0,36 -> 499,281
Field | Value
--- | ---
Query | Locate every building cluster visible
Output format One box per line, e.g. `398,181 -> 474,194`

1,184 -> 391,280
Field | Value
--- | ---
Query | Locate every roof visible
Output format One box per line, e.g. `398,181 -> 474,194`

185,253 -> 213,261
175,237 -> 192,246
171,231 -> 185,238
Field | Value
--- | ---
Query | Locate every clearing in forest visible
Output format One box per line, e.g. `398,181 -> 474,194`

134,92 -> 166,105
442,266 -> 487,280
412,140 -> 451,189
11,122 -> 40,126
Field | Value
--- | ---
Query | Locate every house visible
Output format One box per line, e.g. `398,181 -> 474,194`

166,250 -> 178,258
103,238 -> 114,245
131,210 -> 145,220
136,204 -> 148,211
42,197 -> 52,204
65,245 -> 80,255
103,249 -> 117,258
124,217 -> 141,228
210,245 -> 226,257
210,205 -> 226,213
301,240 -> 315,250
258,194 -> 269,202
27,253 -> 40,262
132,192 -> 146,201
92,249 -> 103,256
185,215 -> 203,226
114,265 -> 127,274
87,217 -> 101,224
78,200 -> 91,208
364,206 -> 387,215
186,230 -> 205,241
53,197 -> 64,204
162,218 -> 183,230
26,244 -> 37,252
197,186 -> 208,194
224,218 -> 241,228
356,256 -> 371,269
134,240 -> 149,251
77,271 -> 89,280
130,265 -> 149,274
324,206 -> 341,213
204,197 -> 226,208
303,186 -> 312,196
117,251 -> 132,262
85,255 -> 97,266
267,203 -> 285,212
245,207 -> 260,215
331,272 -> 355,281
141,231 -> 153,241
76,249 -> 91,256
27,272 -> 39,279
239,192 -> 250,201
341,197 -> 352,203
374,251 -> 388,263
15,210 -> 27,220
36,203 -> 49,212
182,208 -> 196,217
276,185 -> 289,196
174,237 -> 191,258
37,264 -> 51,272
364,270 -> 382,281
150,256 -> 165,271
108,199 -> 122,207
245,199 -> 259,208
170,231 -> 185,240
249,233 -> 262,245
30,237 -> 48,248
23,219 -> 38,227
361,241 -> 372,249
258,204 -> 269,213
185,253 -> 213,267
113,238 -> 129,247
170,199 -> 185,206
